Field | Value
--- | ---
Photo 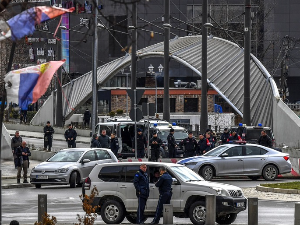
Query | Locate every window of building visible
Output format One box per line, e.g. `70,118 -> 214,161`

157,98 -> 176,113
184,98 -> 198,112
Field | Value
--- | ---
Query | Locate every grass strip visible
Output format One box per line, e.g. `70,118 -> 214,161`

261,181 -> 300,190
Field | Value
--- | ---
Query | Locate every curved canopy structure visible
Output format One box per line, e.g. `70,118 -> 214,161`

32,35 -> 280,127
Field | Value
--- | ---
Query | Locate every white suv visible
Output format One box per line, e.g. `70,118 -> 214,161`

83,162 -> 247,225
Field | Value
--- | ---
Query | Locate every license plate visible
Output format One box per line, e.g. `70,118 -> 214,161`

236,202 -> 244,207
36,175 -> 48,179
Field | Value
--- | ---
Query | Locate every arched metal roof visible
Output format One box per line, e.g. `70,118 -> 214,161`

32,35 -> 280,127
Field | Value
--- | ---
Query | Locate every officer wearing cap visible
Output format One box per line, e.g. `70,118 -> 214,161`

197,133 -> 207,155
220,128 -> 230,144
43,121 -> 54,151
179,131 -> 197,157
167,128 -> 177,158
133,128 -> 147,158
149,131 -> 162,161
64,124 -> 77,148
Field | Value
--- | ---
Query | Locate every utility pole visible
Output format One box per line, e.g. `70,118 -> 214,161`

163,0 -> 170,122
200,0 -> 208,133
243,0 -> 251,125
56,23 -> 63,127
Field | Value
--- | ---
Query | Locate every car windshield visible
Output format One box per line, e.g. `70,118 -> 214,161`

171,166 -> 204,182
158,130 -> 188,141
47,151 -> 84,162
204,145 -> 229,156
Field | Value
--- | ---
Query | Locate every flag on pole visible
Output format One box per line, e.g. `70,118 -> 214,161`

4,60 -> 65,110
0,6 -> 74,41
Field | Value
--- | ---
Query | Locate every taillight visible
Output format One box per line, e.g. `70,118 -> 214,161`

283,156 -> 289,161
84,177 -> 91,190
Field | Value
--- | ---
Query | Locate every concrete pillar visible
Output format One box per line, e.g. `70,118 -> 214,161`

38,194 -> 47,222
248,197 -> 258,225
294,202 -> 300,225
163,204 -> 173,224
206,195 -> 216,225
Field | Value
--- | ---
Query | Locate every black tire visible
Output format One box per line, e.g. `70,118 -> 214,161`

70,172 -> 77,188
262,164 -> 278,181
248,176 -> 261,181
35,184 -> 41,188
101,200 -> 125,224
125,214 -> 137,224
200,165 -> 214,181
189,201 -> 206,225
216,213 -> 237,224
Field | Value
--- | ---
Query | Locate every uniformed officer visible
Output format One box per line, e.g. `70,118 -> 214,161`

133,129 -> 147,158
179,131 -> 197,157
149,131 -> 162,161
167,128 -> 177,158
151,166 -> 173,224
64,124 -> 77,148
110,133 -> 119,156
133,164 -> 149,224
197,134 -> 207,155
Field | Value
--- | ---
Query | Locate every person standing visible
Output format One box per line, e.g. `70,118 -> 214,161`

258,130 -> 272,148
220,128 -> 230,144
205,132 -> 214,152
149,132 -> 162,162
98,130 -> 110,148
229,130 -> 241,142
16,141 -> 31,183
110,133 -> 119,156
151,166 -> 173,225
43,121 -> 54,151
179,131 -> 197,157
11,131 -> 22,169
64,124 -> 77,148
91,134 -> 101,148
83,108 -> 91,128
167,128 -> 177,158
133,129 -> 147,158
133,164 -> 149,224
197,134 -> 207,155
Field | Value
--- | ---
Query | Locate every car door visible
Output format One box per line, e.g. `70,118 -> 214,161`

243,146 -> 268,174
217,146 -> 244,175
80,150 -> 98,179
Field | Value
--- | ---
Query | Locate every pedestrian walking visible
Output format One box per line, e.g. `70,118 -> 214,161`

110,133 -> 119,156
133,129 -> 147,158
16,141 -> 31,183
91,134 -> 101,148
43,121 -> 54,151
64,124 -> 77,148
220,128 -> 230,144
133,164 -> 149,224
258,130 -> 272,148
83,108 -> 91,128
179,131 -> 197,157
197,134 -> 207,155
98,130 -> 110,148
11,131 -> 22,169
167,128 -> 177,158
150,166 -> 173,224
149,132 -> 162,161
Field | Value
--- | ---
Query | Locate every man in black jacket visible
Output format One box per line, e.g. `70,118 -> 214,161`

149,132 -> 162,161
83,108 -> 91,128
91,134 -> 101,148
64,124 -> 77,148
197,134 -> 207,155
98,130 -> 110,148
133,129 -> 147,158
11,131 -> 22,169
220,128 -> 230,144
110,133 -> 119,156
258,130 -> 272,148
167,128 -> 177,158
16,141 -> 31,184
179,131 -> 197,157
44,121 -> 54,151
133,164 -> 149,224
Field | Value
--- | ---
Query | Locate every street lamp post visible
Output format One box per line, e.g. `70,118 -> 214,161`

121,66 -> 131,116
148,64 -> 164,114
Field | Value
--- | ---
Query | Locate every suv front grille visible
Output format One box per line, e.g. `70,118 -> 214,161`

228,190 -> 243,197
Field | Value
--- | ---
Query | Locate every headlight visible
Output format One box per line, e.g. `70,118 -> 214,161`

211,187 -> 229,196
31,167 -> 36,173
57,168 -> 69,173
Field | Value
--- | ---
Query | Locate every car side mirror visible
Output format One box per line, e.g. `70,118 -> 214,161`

221,153 -> 228,157
172,178 -> 178,185
82,159 -> 91,164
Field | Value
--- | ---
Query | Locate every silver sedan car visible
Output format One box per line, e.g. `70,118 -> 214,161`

30,148 -> 117,188
177,144 -> 291,181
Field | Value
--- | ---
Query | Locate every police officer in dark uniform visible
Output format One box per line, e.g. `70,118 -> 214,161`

133,129 -> 147,158
220,128 -> 230,144
151,166 -> 173,224
43,121 -> 54,151
197,134 -> 207,155
149,131 -> 162,161
258,130 -> 272,147
179,131 -> 197,157
167,128 -> 177,158
64,124 -> 77,148
133,164 -> 149,224
110,133 -> 119,156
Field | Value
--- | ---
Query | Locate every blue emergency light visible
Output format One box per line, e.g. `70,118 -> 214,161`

172,122 -> 177,126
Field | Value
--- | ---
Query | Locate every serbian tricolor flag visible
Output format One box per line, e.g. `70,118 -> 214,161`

4,60 -> 65,109
0,6 -> 74,41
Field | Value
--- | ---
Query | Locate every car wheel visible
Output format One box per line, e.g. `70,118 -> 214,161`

216,213 -> 237,224
189,201 -> 206,225
101,200 -> 125,224
200,165 -> 214,181
248,176 -> 261,181
70,172 -> 77,188
35,184 -> 41,188
262,164 -> 278,181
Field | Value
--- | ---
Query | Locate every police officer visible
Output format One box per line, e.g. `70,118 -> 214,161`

91,134 -> 101,148
149,131 -> 162,162
133,164 -> 149,224
258,130 -> 272,147
197,134 -> 207,155
64,124 -> 77,148
205,132 -> 214,152
229,130 -> 241,142
167,128 -> 177,158
220,128 -> 230,144
110,133 -> 119,156
43,121 -> 54,151
151,166 -> 173,224
133,129 -> 147,158
179,131 -> 197,157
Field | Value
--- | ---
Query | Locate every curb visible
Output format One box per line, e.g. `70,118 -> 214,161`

2,183 -> 34,189
2,176 -> 17,179
256,184 -> 300,194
